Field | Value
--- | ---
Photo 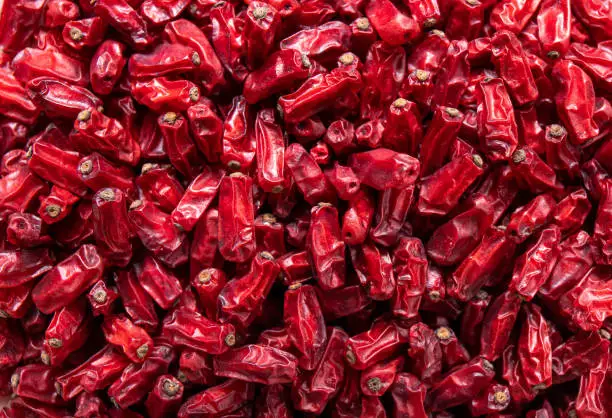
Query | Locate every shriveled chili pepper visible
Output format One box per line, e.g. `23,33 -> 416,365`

407,322 -> 443,385
506,193 -> 556,244
11,364 -> 64,405
479,291 -> 522,361
217,251 -> 279,329
27,140 -> 87,197
177,379 -> 255,418
345,319 -> 408,370
390,372 -> 428,418
307,203 -> 345,290
27,77 -> 103,120
552,329 -> 610,384
342,188 -> 375,246
131,77 -> 200,113
552,60 -> 599,145
178,350 -> 215,386
115,268 -> 159,332
136,164 -> 183,213
445,0 -> 484,40
128,199 -> 189,268
213,344 -> 298,384
87,280 -> 118,317
365,0 -> 419,46
79,154 -> 135,196
391,237 -> 427,319
517,304 -> 552,390
158,111 -> 203,180
42,299 -> 90,366
476,77 -> 518,161
0,283 -> 32,319
107,343 -> 175,409
13,47 -> 89,87
56,345 -> 130,400
209,1 -> 248,82
162,307 -> 236,354
491,30 -> 539,105
593,178 -> 612,265
559,266 -> 612,331
280,21 -> 350,65
469,383 -> 511,416
191,208 -> 224,274
94,0 -> 153,49
102,314 -> 154,363
32,244 -> 104,314
428,356 -> 495,411
511,147 -> 563,193
145,374 -> 184,418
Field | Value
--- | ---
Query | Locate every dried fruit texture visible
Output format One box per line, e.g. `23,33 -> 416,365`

1,1 -> 611,417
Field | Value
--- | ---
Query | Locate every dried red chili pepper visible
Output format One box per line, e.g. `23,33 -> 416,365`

469,383 -> 511,416
87,280 -> 118,317
63,17 -> 107,50
56,345 -> 130,400
341,188 -> 375,246
552,329 -> 610,383
162,308 -> 236,354
345,319 -> 407,370
42,299 -> 90,366
365,0 -> 419,46
13,47 -> 89,87
418,153 -> 484,216
217,251 -> 279,329
419,106 -> 464,176
102,314 -> 154,363
506,193 -> 556,244
115,269 -> 159,332
11,364 -> 64,405
128,199 -> 189,268
213,344 -> 297,384
279,66 -> 362,123
190,208 -> 224,274
94,0 -> 153,49
391,237 -> 427,319
490,0 -> 540,34
209,1 -> 248,82
27,77 -> 103,120
593,178 -> 612,265
552,60 -> 599,145
517,304 -> 552,390
145,374 -> 184,418
559,266 -> 612,331
131,77 -> 200,113
91,188 -> 132,267
32,244 -> 104,314
445,0 -> 484,40
177,379 -> 255,418
307,203 -> 345,290
407,322 -> 443,385
476,77 -> 518,161
257,384 -> 292,418
479,291 -> 522,361
281,21 -> 350,65
351,240 -> 395,301
491,30 -> 539,105
27,141 -> 87,197
537,0 -> 570,58
511,147 -> 563,193
136,164 -> 183,213
178,350 -> 215,386
0,283 -> 32,319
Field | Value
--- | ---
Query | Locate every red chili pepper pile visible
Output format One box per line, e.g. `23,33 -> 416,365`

0,0 -> 611,417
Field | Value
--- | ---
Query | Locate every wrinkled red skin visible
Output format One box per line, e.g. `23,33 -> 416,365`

345,320 -> 408,370
407,322 -> 443,385
593,179 -> 612,265
445,0 -> 484,41
115,269 -> 159,332
480,291 -> 522,361
392,237 -> 428,319
43,299 -> 90,366
365,0 -> 420,46
178,379 -> 255,417
517,304 -> 552,389
134,256 -> 183,309
171,167 -> 224,232
390,373 -> 428,418
307,203 -> 345,291
214,344 -> 298,384
62,17 -> 108,51
221,95 -> 255,173
145,374 -> 184,418
559,267 -> 612,331
136,164 -> 184,213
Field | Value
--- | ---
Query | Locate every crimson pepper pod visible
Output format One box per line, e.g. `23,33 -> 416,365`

0,283 -> 32,319
0,69 -> 40,124
479,291 -> 522,361
511,147 -> 563,193
593,178 -> 612,265
87,280 -> 118,317
551,329 -> 610,383
6,212 -> 51,248
516,104 -> 547,154
42,299 -> 90,366
78,153 -> 135,195
506,193 -> 556,244
559,266 -> 612,331
491,30 -> 539,106
307,203 -> 346,291
349,148 -> 419,191
283,283 -> 327,370
178,350 -> 215,386
213,344 -> 298,384
11,364 -> 65,406
417,153 -> 484,217
217,173 -> 256,263
552,60 -> 599,145
419,106 -> 464,176
572,0 -> 612,43
351,240 -> 396,301
278,66 -> 363,123
432,39 -> 470,109
469,383 -> 511,416
107,343 -> 176,409
389,372 -> 428,417
92,188 -> 133,267
476,77 -> 518,162
102,314 -> 154,363
163,19 -> 225,94
177,379 -> 255,418
552,188 -> 592,234
345,319 -> 408,370
56,345 -> 131,400
136,164 -> 184,213
209,1 -> 248,82
115,269 -> 159,332
291,327 -> 348,413
32,244 -> 104,314
221,95 -> 256,173
140,0 -> 191,26
257,384 -> 292,418
134,256 -> 183,310
187,103 -> 223,163
517,304 -> 553,390
445,0 -> 484,41
94,0 -> 154,49
407,322 -> 443,385
13,47 -> 89,87
158,111 -> 203,180
428,356 -> 495,411
370,186 -> 415,247
255,108 -> 286,193
131,77 -> 201,113
27,141 -> 88,196
217,251 -> 280,329
392,237 -> 428,319
128,199 -> 189,268
145,374 -> 184,418
342,188 -> 375,246
190,208 -> 224,274
365,0 -> 420,46
162,308 -> 236,355
62,17 -> 108,50
280,21 -> 350,65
